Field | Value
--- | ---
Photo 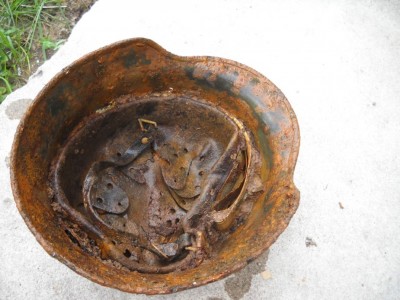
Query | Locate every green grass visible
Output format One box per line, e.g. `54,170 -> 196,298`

0,0 -> 66,103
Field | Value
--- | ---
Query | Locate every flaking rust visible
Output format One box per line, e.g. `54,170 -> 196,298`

53,94 -> 258,273
11,38 -> 300,294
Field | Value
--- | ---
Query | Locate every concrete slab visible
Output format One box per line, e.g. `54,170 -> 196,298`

1,0 -> 399,299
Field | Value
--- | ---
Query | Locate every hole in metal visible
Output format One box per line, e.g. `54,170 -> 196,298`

123,249 -> 131,258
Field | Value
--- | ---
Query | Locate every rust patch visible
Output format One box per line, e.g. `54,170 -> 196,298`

52,95 -> 260,273
10,38 -> 300,294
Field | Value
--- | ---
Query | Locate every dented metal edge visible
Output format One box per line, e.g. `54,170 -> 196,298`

10,37 -> 300,294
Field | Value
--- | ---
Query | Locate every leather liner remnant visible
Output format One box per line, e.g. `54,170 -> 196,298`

51,94 -> 263,273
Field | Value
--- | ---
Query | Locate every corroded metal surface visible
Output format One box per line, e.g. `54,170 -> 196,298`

10,38 -> 300,294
